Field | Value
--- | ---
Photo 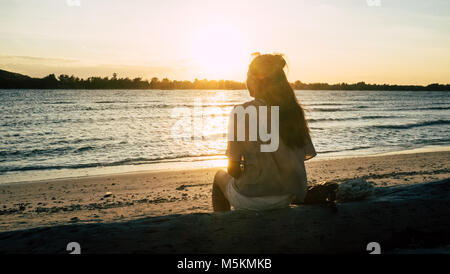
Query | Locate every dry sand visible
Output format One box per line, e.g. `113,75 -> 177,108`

0,151 -> 449,253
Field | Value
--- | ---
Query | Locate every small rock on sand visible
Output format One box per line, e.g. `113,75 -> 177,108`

70,217 -> 79,222
176,185 -> 187,191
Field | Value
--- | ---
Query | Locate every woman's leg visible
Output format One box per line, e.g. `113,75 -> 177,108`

212,170 -> 232,212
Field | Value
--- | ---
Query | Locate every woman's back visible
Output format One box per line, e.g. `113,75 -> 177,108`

226,98 -> 316,201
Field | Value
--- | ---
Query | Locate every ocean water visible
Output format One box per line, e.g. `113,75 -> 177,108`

0,89 -> 449,183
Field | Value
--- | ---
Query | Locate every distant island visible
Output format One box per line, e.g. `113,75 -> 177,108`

1,69 -> 449,91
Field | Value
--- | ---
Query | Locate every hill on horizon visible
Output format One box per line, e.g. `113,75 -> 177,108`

0,69 -> 33,81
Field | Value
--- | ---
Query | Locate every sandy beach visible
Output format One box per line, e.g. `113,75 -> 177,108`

0,150 -> 447,232
0,150 -> 449,253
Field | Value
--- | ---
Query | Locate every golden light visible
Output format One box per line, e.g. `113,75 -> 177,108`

190,23 -> 251,80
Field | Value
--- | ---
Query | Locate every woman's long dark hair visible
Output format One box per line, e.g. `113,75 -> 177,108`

247,53 -> 310,148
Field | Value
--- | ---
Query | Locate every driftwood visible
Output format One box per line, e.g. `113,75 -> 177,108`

0,178 -> 449,254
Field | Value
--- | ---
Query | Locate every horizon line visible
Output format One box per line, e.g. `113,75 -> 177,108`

1,68 -> 449,87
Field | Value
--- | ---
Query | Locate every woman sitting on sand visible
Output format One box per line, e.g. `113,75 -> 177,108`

212,53 -> 317,211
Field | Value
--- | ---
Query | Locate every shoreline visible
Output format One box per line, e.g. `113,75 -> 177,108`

0,149 -> 449,234
1,145 -> 449,185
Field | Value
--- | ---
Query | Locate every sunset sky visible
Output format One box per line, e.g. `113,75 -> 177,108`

0,0 -> 449,84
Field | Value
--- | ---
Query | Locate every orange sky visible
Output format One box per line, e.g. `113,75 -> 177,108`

0,0 -> 449,85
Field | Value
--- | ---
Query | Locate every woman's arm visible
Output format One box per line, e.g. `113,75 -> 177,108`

226,105 -> 243,179
227,159 -> 241,179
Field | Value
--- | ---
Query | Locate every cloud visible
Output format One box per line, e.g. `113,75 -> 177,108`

0,55 -> 188,80
0,55 -> 78,65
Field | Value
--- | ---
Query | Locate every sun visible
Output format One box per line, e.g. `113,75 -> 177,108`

190,24 -> 250,80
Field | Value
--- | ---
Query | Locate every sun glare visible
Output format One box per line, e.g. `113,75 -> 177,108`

190,24 -> 250,80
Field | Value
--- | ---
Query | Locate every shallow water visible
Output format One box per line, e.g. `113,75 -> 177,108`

0,89 -> 449,181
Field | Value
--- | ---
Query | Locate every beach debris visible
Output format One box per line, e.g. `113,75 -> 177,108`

176,185 -> 187,191
104,192 -> 113,198
70,217 -> 79,222
303,181 -> 338,204
336,178 -> 374,202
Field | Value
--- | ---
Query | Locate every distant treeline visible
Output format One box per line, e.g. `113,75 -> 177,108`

1,69 -> 449,91
291,81 -> 450,91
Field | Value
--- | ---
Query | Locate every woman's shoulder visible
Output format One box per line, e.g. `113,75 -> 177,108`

233,98 -> 266,109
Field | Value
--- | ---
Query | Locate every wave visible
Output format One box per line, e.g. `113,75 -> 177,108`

73,146 -> 96,153
361,115 -> 400,119
73,102 -> 237,111
308,115 -> 401,123
0,144 -> 109,158
308,117 -> 359,122
310,105 -> 370,112
0,147 -> 70,158
94,100 -> 129,104
428,106 -> 450,110
23,103 -> 448,113
305,103 -> 350,106
198,132 -> 227,140
135,103 -> 237,109
1,117 -> 89,127
412,137 -> 450,145
0,153 -> 225,173
310,105 -> 449,112
317,145 -> 373,154
47,137 -> 111,146
310,107 -> 345,112
385,106 -> 450,111
373,120 -> 450,129
44,101 -> 75,105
